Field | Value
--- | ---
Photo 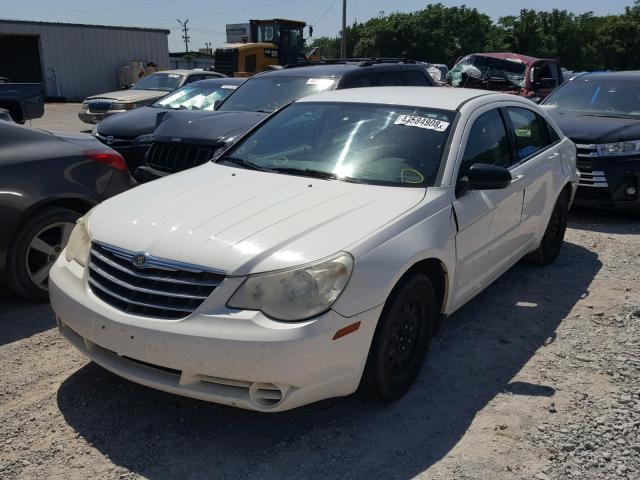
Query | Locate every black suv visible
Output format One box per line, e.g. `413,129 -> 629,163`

134,60 -> 435,182
542,71 -> 640,210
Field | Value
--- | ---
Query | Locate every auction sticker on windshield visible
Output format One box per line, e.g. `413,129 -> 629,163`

394,115 -> 450,132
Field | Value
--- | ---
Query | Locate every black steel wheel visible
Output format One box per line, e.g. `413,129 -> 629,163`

359,273 -> 436,402
526,191 -> 569,265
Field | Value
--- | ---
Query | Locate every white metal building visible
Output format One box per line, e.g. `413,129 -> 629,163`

0,19 -> 170,101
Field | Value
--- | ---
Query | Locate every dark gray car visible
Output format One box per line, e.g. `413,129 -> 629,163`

0,121 -> 134,300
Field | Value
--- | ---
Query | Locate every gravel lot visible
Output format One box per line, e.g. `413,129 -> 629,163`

1,105 -> 639,479
0,207 -> 638,480
28,103 -> 88,133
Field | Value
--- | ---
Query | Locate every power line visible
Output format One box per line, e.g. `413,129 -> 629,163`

312,0 -> 339,29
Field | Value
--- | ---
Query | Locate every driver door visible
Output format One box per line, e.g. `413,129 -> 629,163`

451,107 -> 525,308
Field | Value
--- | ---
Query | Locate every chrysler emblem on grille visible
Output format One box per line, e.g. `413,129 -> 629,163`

133,254 -> 146,267
171,137 -> 182,143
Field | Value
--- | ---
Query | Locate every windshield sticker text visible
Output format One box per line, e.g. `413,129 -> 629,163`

394,115 -> 450,132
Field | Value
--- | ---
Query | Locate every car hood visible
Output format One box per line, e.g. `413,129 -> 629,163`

89,163 -> 426,275
85,90 -> 166,103
151,110 -> 268,145
96,106 -> 161,138
546,110 -> 640,143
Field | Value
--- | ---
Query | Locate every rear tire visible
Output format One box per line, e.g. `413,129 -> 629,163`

7,207 -> 80,301
525,192 -> 569,265
359,273 -> 436,402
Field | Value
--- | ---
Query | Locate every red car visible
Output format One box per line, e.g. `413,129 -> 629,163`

446,53 -> 563,101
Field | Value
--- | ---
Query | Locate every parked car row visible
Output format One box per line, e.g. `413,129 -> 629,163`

2,52 -> 637,413
94,60 -> 436,181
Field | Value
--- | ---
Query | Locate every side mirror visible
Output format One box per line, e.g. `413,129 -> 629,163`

213,99 -> 222,109
536,77 -> 556,89
529,96 -> 543,104
457,163 -> 512,196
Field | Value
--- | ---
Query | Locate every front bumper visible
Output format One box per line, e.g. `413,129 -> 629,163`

49,257 -> 380,412
78,109 -> 126,124
575,156 -> 640,209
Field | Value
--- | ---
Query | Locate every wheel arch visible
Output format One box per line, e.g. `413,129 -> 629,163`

396,257 -> 450,332
9,195 -> 96,246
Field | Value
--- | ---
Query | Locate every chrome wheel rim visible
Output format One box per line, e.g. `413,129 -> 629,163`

26,221 -> 75,291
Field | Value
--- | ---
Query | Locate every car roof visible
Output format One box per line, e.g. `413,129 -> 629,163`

574,70 -> 640,81
297,86 -> 497,110
153,69 -> 210,75
193,78 -> 245,86
467,52 -> 549,65
255,62 -> 424,79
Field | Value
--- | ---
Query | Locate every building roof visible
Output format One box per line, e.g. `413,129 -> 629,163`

298,86 -> 496,110
0,18 -> 170,34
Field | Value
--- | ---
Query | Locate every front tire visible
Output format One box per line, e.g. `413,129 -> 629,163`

525,192 -> 569,265
359,273 -> 436,402
7,207 -> 80,300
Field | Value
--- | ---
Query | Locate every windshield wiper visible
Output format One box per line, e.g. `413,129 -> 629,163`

269,167 -> 366,183
219,157 -> 271,171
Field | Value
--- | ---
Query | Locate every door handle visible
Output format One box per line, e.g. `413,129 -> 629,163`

511,174 -> 524,183
548,152 -> 560,159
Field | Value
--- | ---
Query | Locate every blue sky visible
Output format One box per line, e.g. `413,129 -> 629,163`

0,0 -> 635,51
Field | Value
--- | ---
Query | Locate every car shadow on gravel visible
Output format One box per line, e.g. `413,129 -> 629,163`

0,288 -> 54,346
56,241 -> 600,480
569,206 -> 640,235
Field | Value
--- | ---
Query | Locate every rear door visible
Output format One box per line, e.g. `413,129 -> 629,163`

451,107 -> 524,306
504,106 -> 564,248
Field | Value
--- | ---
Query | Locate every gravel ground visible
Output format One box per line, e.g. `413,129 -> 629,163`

0,207 -> 638,480
28,103 -> 89,133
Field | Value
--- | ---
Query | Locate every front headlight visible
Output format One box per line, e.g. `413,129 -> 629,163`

64,211 -> 93,266
597,140 -> 640,157
134,133 -> 154,144
227,252 -> 353,321
109,103 -> 137,111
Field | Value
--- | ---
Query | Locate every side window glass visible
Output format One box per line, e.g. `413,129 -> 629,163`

547,120 -> 560,143
506,107 -> 551,162
460,109 -> 511,177
403,70 -> 430,86
185,75 -> 202,84
373,72 -> 405,86
344,75 -> 372,88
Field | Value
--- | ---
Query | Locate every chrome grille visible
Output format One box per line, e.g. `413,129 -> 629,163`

87,101 -> 112,113
146,142 -> 217,173
575,144 -> 608,188
88,242 -> 224,319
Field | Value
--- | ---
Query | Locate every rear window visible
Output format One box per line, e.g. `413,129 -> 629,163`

403,70 -> 432,86
217,76 -> 337,113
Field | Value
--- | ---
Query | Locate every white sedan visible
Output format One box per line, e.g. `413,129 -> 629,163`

50,87 -> 578,412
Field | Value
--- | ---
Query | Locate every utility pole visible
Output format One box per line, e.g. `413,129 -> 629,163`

340,0 -> 347,59
177,18 -> 190,54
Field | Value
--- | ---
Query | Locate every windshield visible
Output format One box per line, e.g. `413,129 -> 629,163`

542,79 -> 640,118
152,83 -> 238,110
447,55 -> 526,89
217,76 -> 337,113
219,102 -> 454,187
132,73 -> 184,92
